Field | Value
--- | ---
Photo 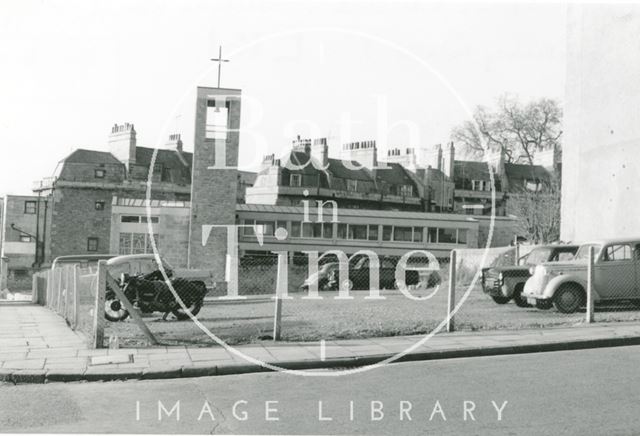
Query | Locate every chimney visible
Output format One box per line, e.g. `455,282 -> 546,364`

109,123 -> 137,170
167,133 -> 183,152
442,142 -> 455,178
311,138 -> 328,168
340,140 -> 378,169
292,135 -> 312,154
485,146 -> 506,176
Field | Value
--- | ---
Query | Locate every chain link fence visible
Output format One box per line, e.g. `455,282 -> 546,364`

33,262 -> 104,346
32,242 -> 640,349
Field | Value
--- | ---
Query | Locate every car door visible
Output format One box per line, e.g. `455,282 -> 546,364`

594,243 -> 636,299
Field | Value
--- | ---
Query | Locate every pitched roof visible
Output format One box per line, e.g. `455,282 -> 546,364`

63,149 -> 122,165
134,147 -> 192,184
453,160 -> 492,181
504,163 -> 550,181
376,162 -> 415,186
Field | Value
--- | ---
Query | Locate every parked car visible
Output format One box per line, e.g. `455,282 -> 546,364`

104,254 -> 214,321
482,244 -> 579,307
301,255 -> 437,291
523,238 -> 640,313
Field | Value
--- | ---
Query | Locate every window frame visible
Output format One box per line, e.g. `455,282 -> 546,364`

24,201 -> 37,214
87,237 -> 99,252
94,169 -> 106,179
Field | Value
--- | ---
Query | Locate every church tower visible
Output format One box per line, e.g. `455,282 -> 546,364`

187,87 -> 241,282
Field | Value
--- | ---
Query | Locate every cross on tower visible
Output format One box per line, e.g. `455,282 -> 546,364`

210,46 -> 230,88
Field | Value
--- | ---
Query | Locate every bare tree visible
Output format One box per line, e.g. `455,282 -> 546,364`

451,94 -> 562,164
506,174 -> 561,244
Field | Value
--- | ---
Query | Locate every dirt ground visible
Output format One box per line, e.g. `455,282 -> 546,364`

103,284 -> 640,348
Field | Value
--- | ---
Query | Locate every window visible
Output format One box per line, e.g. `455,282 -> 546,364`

291,222 -> 301,238
368,225 -> 379,241
382,225 -> 393,241
438,228 -> 457,244
323,223 -> 334,239
602,244 -> 632,262
290,174 -> 302,187
302,222 -> 314,238
394,226 -> 413,242
256,220 -> 275,236
95,201 -> 105,211
400,185 -> 413,197
457,229 -> 468,245
141,216 -> 159,224
24,201 -> 36,214
19,235 -> 32,242
121,215 -> 159,224
413,227 -> 424,243
94,169 -> 106,179
337,223 -> 347,239
346,179 -> 358,192
118,233 -> 158,255
471,180 -> 489,191
87,237 -> 99,252
427,228 -> 438,243
348,224 -> 368,240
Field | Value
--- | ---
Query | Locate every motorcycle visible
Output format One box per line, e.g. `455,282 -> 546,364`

104,268 -> 208,322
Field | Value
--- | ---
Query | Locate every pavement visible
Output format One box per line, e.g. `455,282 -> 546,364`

4,301 -> 640,384
4,346 -> 640,434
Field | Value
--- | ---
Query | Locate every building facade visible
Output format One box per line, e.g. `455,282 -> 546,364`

561,4 -> 640,241
0,195 -> 40,290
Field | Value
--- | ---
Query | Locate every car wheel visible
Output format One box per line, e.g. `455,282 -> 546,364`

513,284 -> 531,308
172,300 -> 203,321
553,284 -> 584,314
491,296 -> 511,304
340,279 -> 353,291
104,298 -> 129,322
536,300 -> 553,310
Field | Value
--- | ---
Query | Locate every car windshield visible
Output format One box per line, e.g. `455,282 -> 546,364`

574,243 -> 602,261
523,248 -> 553,265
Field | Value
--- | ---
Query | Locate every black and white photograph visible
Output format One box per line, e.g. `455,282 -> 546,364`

1,0 -> 639,434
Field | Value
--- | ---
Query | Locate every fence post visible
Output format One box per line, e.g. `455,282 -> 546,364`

92,260 -> 107,348
447,249 -> 457,333
515,243 -> 520,266
73,265 -> 80,330
31,273 -> 38,304
273,252 -> 288,341
586,246 -> 595,323
46,269 -> 51,307
64,266 -> 71,322
56,268 -> 63,314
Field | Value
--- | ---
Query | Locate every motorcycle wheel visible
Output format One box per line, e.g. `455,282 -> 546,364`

172,300 -> 203,321
104,297 -> 130,322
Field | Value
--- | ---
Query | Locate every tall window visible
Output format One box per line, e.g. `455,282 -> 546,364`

290,174 -> 302,187
87,237 -> 99,252
24,201 -> 36,214
118,233 -> 158,255
346,179 -> 358,192
400,185 -> 413,197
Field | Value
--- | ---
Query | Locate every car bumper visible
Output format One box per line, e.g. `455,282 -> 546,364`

482,283 -> 508,297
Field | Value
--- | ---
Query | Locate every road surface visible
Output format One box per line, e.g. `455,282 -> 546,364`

2,345 -> 640,435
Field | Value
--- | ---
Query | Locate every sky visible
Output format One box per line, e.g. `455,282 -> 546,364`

0,0 -> 567,195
